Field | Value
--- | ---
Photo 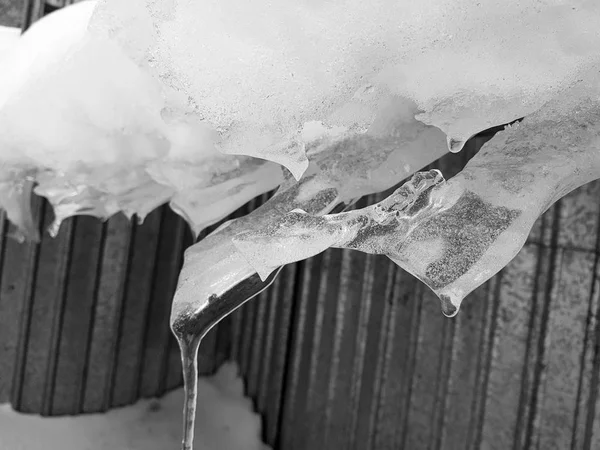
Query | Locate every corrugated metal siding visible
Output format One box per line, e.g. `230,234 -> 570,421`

2,2 -> 600,449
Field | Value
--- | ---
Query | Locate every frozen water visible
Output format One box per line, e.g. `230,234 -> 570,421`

170,112 -> 448,448
91,0 -> 600,174
0,172 -> 38,242
0,3 -> 96,240
304,97 -> 447,204
0,2 -> 283,238
0,363 -> 269,450
171,96 -> 449,322
233,69 -> 600,313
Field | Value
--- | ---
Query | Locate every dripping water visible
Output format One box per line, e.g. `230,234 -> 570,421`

439,294 -> 460,318
446,136 -> 466,153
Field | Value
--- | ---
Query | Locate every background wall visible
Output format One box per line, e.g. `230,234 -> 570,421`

2,2 -> 600,449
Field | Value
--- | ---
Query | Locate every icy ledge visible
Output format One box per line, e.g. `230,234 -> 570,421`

4,1 -> 600,241
0,363 -> 269,450
232,71 -> 600,315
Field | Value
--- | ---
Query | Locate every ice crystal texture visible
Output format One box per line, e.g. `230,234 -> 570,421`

0,2 -> 283,240
3,0 -> 600,241
94,0 -> 600,172
171,96 -> 448,320
233,71 -> 600,313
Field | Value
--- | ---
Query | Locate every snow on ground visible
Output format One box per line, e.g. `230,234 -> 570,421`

0,26 -> 19,58
0,362 -> 270,450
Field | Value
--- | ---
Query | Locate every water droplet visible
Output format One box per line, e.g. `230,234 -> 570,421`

447,136 -> 466,153
440,294 -> 460,318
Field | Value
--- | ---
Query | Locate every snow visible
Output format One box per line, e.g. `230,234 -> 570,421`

0,1 -> 283,240
171,96 -> 450,322
92,0 -> 600,175
0,363 -> 269,450
0,26 -> 19,59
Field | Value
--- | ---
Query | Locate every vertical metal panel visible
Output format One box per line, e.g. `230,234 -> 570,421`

138,208 -> 187,398
50,216 -> 104,414
14,201 -> 73,414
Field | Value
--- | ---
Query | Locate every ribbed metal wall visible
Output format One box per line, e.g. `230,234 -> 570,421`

2,2 -> 600,449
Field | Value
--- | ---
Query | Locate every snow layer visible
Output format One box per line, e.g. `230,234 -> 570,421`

0,1 -> 283,240
172,96 -> 449,321
0,363 -> 269,450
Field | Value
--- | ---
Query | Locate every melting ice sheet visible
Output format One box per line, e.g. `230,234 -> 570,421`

0,26 -> 19,57
233,71 -> 600,315
0,363 -> 269,450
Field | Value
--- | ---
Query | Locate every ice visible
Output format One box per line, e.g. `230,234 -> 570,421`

0,362 -> 269,450
0,26 -> 19,58
231,169 -> 448,280
0,2 -> 96,241
233,69 -> 600,314
304,97 -> 448,203
91,0 -> 600,173
170,108 -> 446,450
171,96 -> 448,322
0,172 -> 39,242
171,119 -> 448,446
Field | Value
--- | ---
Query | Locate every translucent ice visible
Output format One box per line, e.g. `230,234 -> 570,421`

233,70 -> 600,313
0,2 -> 96,240
0,170 -> 39,242
93,0 -> 600,172
171,96 -> 448,322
